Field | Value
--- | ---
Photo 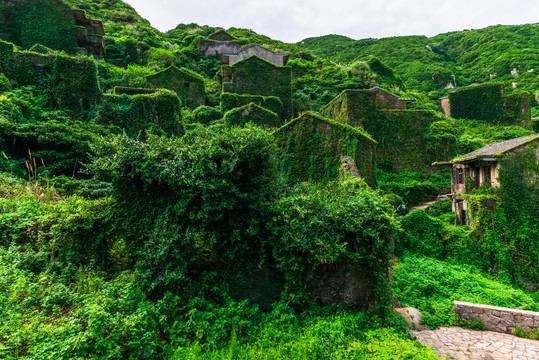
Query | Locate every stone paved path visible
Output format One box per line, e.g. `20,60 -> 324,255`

411,327 -> 539,360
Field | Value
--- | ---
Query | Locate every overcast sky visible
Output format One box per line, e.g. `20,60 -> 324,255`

123,0 -> 538,43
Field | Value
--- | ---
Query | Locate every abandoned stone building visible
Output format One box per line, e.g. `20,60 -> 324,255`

272,112 -> 377,186
199,30 -> 243,57
321,87 -> 454,172
221,44 -> 290,67
0,0 -> 105,55
439,83 -> 531,126
222,55 -> 293,120
145,66 -> 205,109
73,9 -> 105,56
437,134 -> 539,224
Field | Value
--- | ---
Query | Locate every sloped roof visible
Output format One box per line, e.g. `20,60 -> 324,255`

273,112 -> 376,144
452,134 -> 539,163
229,54 -> 280,68
208,30 -> 237,41
369,86 -> 399,99
145,65 -> 204,83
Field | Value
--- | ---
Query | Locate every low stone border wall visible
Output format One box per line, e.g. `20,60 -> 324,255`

454,301 -> 539,334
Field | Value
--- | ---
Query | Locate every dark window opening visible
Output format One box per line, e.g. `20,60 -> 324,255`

484,166 -> 491,184
457,168 -> 463,184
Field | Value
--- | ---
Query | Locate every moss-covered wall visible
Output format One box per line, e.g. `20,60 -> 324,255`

94,90 -> 184,137
321,90 -> 377,128
364,110 -> 456,172
223,103 -> 280,129
272,112 -> 377,185
0,41 -> 101,112
449,84 -> 504,121
0,0 -> 79,53
145,66 -> 205,109
321,89 -> 456,172
223,56 -> 293,120
502,93 -> 531,127
448,84 -> 531,126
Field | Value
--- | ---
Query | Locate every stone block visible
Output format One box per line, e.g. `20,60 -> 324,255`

500,312 -> 512,321
493,310 -> 501,317
473,306 -> 484,313
485,322 -> 498,332
496,323 -> 507,332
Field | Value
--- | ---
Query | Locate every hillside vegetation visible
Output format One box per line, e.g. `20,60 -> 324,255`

300,24 -> 539,97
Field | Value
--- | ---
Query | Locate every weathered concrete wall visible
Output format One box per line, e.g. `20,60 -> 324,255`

454,301 -> 539,334
440,97 -> 450,116
225,45 -> 289,67
371,87 -> 405,110
200,41 -> 242,57
301,259 -> 374,309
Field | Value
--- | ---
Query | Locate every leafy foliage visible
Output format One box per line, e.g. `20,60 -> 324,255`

393,256 -> 539,328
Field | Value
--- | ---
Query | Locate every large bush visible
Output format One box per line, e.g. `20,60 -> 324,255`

90,125 -> 279,295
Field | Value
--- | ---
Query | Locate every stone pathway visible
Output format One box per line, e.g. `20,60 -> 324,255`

411,327 -> 539,359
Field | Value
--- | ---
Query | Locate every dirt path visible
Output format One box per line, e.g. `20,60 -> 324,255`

409,200 -> 438,211
411,327 -> 539,360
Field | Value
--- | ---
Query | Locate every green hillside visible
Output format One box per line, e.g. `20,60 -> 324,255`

300,24 -> 539,95
1,0 -> 539,358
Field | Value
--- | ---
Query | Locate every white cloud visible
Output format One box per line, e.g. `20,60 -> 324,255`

123,0 -> 539,42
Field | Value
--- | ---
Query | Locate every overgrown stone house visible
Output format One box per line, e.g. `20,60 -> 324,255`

437,134 -> 539,224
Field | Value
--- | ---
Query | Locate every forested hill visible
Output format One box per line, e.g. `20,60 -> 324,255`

65,0 -> 537,98
299,24 -> 539,94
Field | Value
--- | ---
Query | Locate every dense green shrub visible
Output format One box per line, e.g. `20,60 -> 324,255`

376,170 -> 450,207
0,73 -> 11,92
397,209 -> 474,261
393,256 -> 539,328
269,179 -> 397,317
94,90 -> 184,137
192,105 -> 223,125
89,126 -> 279,295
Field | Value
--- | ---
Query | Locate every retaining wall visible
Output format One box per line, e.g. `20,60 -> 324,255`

454,301 -> 539,334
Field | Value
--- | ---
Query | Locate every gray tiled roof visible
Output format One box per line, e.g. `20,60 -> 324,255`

453,134 -> 539,162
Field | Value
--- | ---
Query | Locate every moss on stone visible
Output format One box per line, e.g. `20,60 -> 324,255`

223,55 -> 293,120
145,66 -> 205,109
273,112 -> 377,185
223,103 -> 280,129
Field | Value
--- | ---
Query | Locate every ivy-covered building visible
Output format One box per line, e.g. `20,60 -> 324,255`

436,134 -> 539,224
273,112 -> 377,185
440,84 -> 531,126
321,88 -> 454,172
222,55 -> 293,120
145,66 -> 205,109
0,0 -> 105,55
0,39 -> 101,112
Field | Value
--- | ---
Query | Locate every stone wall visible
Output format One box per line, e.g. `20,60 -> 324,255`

454,301 -> 539,334
200,41 -> 242,57
223,45 -> 289,67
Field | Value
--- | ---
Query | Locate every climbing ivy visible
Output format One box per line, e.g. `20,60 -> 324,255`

273,112 -> 377,185
94,90 -> 184,137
